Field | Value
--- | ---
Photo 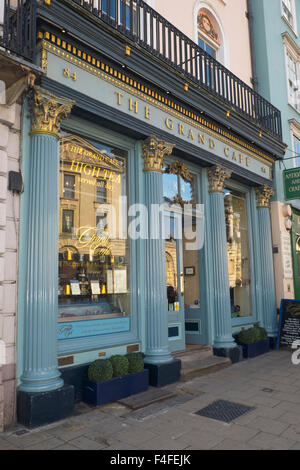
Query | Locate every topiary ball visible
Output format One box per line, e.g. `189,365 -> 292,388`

88,359 -> 113,382
125,353 -> 144,374
110,355 -> 129,377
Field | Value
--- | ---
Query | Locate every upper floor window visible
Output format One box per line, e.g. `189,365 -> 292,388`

196,7 -> 226,66
286,49 -> 299,110
293,134 -> 300,167
282,0 -> 297,32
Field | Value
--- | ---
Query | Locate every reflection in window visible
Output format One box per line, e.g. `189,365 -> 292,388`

58,134 -> 130,325
163,164 -> 195,207
62,209 -> 74,233
63,174 -> 75,199
224,189 -> 252,318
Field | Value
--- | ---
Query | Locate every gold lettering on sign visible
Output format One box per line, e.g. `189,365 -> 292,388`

178,123 -> 185,135
224,147 -> 230,158
246,157 -> 250,167
114,91 -> 123,105
165,118 -> 174,130
145,106 -> 150,120
129,98 -> 138,114
188,129 -> 194,140
198,134 -> 206,145
209,138 -> 215,149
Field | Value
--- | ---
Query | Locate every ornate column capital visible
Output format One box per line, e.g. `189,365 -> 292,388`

255,185 -> 274,208
207,164 -> 232,193
142,135 -> 174,172
30,86 -> 75,138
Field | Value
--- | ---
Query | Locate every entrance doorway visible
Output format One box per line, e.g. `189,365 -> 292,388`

163,163 -> 208,352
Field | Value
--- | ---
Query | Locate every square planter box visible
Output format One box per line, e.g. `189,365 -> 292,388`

237,339 -> 270,359
82,369 -> 149,406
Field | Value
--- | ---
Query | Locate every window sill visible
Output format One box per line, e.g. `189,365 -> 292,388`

288,102 -> 300,116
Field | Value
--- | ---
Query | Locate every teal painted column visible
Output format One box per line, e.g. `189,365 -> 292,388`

207,165 -> 236,349
19,87 -> 74,392
256,185 -> 277,337
142,135 -> 174,364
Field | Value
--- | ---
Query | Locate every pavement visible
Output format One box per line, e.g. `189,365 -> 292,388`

1,349 -> 300,450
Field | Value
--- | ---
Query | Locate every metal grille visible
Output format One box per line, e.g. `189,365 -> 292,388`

195,400 -> 254,423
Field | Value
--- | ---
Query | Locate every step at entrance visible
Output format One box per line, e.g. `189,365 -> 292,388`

173,347 -> 231,382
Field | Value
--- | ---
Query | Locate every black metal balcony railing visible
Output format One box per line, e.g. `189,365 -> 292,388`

1,0 -> 36,62
1,0 -> 282,141
72,0 -> 282,140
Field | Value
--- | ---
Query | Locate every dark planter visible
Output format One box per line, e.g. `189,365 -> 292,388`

237,339 -> 270,359
82,369 -> 149,406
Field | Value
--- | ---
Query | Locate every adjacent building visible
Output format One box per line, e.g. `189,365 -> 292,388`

251,0 -> 300,304
0,0 -> 40,431
0,0 -> 285,428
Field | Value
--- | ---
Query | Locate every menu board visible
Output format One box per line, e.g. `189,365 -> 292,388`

277,299 -> 300,349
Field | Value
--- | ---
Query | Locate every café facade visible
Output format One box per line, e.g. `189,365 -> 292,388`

6,0 -> 286,425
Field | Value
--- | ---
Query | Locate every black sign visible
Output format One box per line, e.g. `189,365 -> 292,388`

277,299 -> 300,349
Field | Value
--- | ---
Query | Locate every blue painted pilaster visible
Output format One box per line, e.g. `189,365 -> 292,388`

19,87 -> 74,393
256,186 -> 277,337
207,165 -> 236,349
143,136 -> 174,364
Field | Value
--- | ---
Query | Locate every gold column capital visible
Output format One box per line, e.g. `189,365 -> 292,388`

142,135 -> 174,172
255,185 -> 274,208
30,86 -> 75,138
207,164 -> 232,193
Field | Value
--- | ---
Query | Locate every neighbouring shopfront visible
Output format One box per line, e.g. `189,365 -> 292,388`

12,0 -> 285,427
291,208 -> 300,299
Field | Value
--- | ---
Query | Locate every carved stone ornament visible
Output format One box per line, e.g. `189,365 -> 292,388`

198,11 -> 220,45
255,185 -> 274,208
142,135 -> 174,172
30,86 -> 75,137
165,161 -> 193,182
207,164 -> 232,193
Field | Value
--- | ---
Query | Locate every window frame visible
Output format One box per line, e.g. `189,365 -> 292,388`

224,180 -> 258,328
282,0 -> 298,36
57,118 -> 140,356
283,34 -> 300,113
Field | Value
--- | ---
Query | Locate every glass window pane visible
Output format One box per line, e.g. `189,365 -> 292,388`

58,134 -> 130,326
224,189 -> 252,318
163,173 -> 178,203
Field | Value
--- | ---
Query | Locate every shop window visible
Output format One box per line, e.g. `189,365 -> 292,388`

58,134 -> 130,331
224,189 -> 252,318
63,174 -> 75,199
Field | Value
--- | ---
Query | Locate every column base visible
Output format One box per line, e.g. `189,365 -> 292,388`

144,359 -> 181,387
213,346 -> 243,364
17,385 -> 75,428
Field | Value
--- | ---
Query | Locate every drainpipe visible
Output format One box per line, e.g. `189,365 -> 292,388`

246,0 -> 259,91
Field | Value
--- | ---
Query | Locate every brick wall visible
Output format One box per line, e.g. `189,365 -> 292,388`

0,100 -> 21,430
